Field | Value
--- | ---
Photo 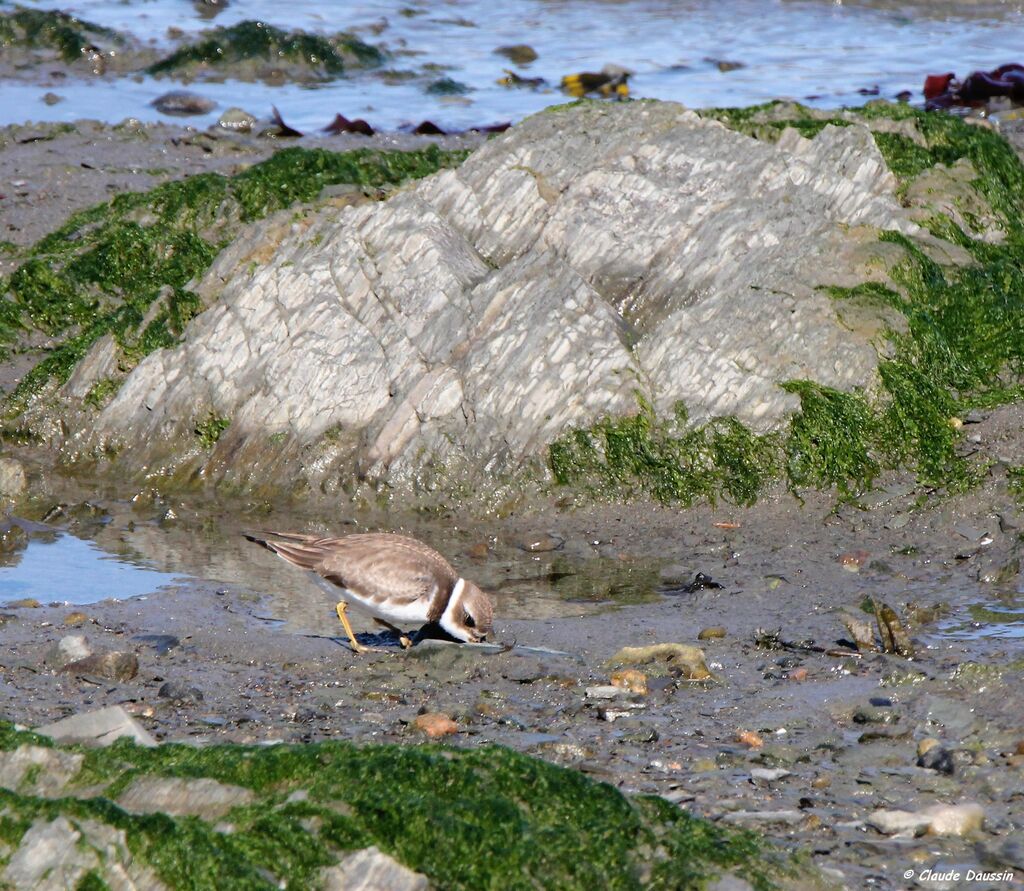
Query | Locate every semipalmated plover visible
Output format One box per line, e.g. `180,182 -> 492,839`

245,531 -> 494,653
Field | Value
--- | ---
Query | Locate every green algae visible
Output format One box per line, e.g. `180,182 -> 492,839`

147,20 -> 383,79
550,102 -> 1024,504
0,8 -> 120,62
549,398 -> 780,506
194,413 -> 230,448
0,145 -> 468,419
0,724 -> 790,890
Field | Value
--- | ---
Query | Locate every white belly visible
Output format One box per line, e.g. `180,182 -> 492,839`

309,574 -> 429,626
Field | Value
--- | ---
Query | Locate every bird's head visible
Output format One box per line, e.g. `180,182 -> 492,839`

441,578 -> 494,644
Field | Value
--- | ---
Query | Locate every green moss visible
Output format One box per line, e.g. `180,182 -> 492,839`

426,76 -> 471,95
147,20 -> 383,78
1,145 -> 468,418
1008,466 -> 1024,503
5,733 -> 782,890
84,378 -> 121,409
0,8 -> 120,62
75,871 -> 111,891
195,414 -> 230,447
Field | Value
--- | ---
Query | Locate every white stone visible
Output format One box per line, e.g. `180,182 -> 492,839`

0,745 -> 83,797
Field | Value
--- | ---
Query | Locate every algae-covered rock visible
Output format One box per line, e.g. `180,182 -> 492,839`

79,102 -> 920,496
0,720 -> 811,889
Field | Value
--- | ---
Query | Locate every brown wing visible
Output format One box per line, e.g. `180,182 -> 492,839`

248,532 -> 457,614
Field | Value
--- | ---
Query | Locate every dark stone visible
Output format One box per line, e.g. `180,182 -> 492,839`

158,681 -> 204,704
917,747 -> 956,774
131,633 -> 181,654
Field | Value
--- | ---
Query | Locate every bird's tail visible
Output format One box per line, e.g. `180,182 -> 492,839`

243,531 -> 330,570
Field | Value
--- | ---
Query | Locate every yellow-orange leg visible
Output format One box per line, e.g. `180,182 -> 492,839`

336,601 -> 369,654
373,618 -> 413,649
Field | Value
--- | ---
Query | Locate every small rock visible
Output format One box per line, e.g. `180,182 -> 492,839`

720,809 -> 804,826
853,706 -> 898,725
321,846 -> 429,891
118,776 -> 255,819
0,613 -> 16,626
609,643 -> 711,680
152,90 -> 216,116
867,802 -> 985,837
811,774 -> 832,790
788,667 -> 808,682
698,626 -> 726,640
42,92 -> 63,105
5,597 -> 40,608
917,747 -> 956,774
132,633 -> 181,654
873,599 -> 914,657
44,635 -> 92,670
609,669 -> 648,695
217,106 -> 258,132
585,685 -> 633,701
158,681 -> 204,704
750,767 -> 791,783
61,651 -> 138,682
412,713 -> 458,738
736,729 -> 764,749
840,612 -> 876,652
0,457 -> 27,496
918,737 -> 941,757
517,532 -> 564,552
34,705 -> 157,748
494,44 -> 538,65
63,611 -> 89,627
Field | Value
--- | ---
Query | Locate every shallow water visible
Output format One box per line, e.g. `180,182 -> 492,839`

939,600 -> 1024,639
4,0 -> 1024,131
0,531 -> 184,605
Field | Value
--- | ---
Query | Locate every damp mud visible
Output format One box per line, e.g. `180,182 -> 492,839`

2,399 -> 1024,886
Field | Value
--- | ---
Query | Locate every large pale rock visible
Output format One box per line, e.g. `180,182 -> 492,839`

84,102 -> 930,496
0,457 -> 27,497
117,776 -> 255,819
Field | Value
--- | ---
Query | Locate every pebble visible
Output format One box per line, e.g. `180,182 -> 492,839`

158,681 -> 205,704
697,627 -> 726,640
152,90 -> 217,116
720,810 -> 804,826
0,457 -> 27,496
62,612 -> 89,627
44,635 -> 92,670
853,706 -> 898,725
609,669 -> 648,695
217,107 -> 258,132
917,747 -> 956,774
736,730 -> 764,749
494,44 -> 538,65
412,713 -> 459,738
132,633 -> 181,654
5,598 -> 40,608
517,532 -> 564,553
61,651 -> 139,682
749,768 -> 790,783
585,685 -> 629,701
867,802 -> 985,837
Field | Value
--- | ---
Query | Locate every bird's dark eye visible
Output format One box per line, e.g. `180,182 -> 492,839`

465,615 -> 476,628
